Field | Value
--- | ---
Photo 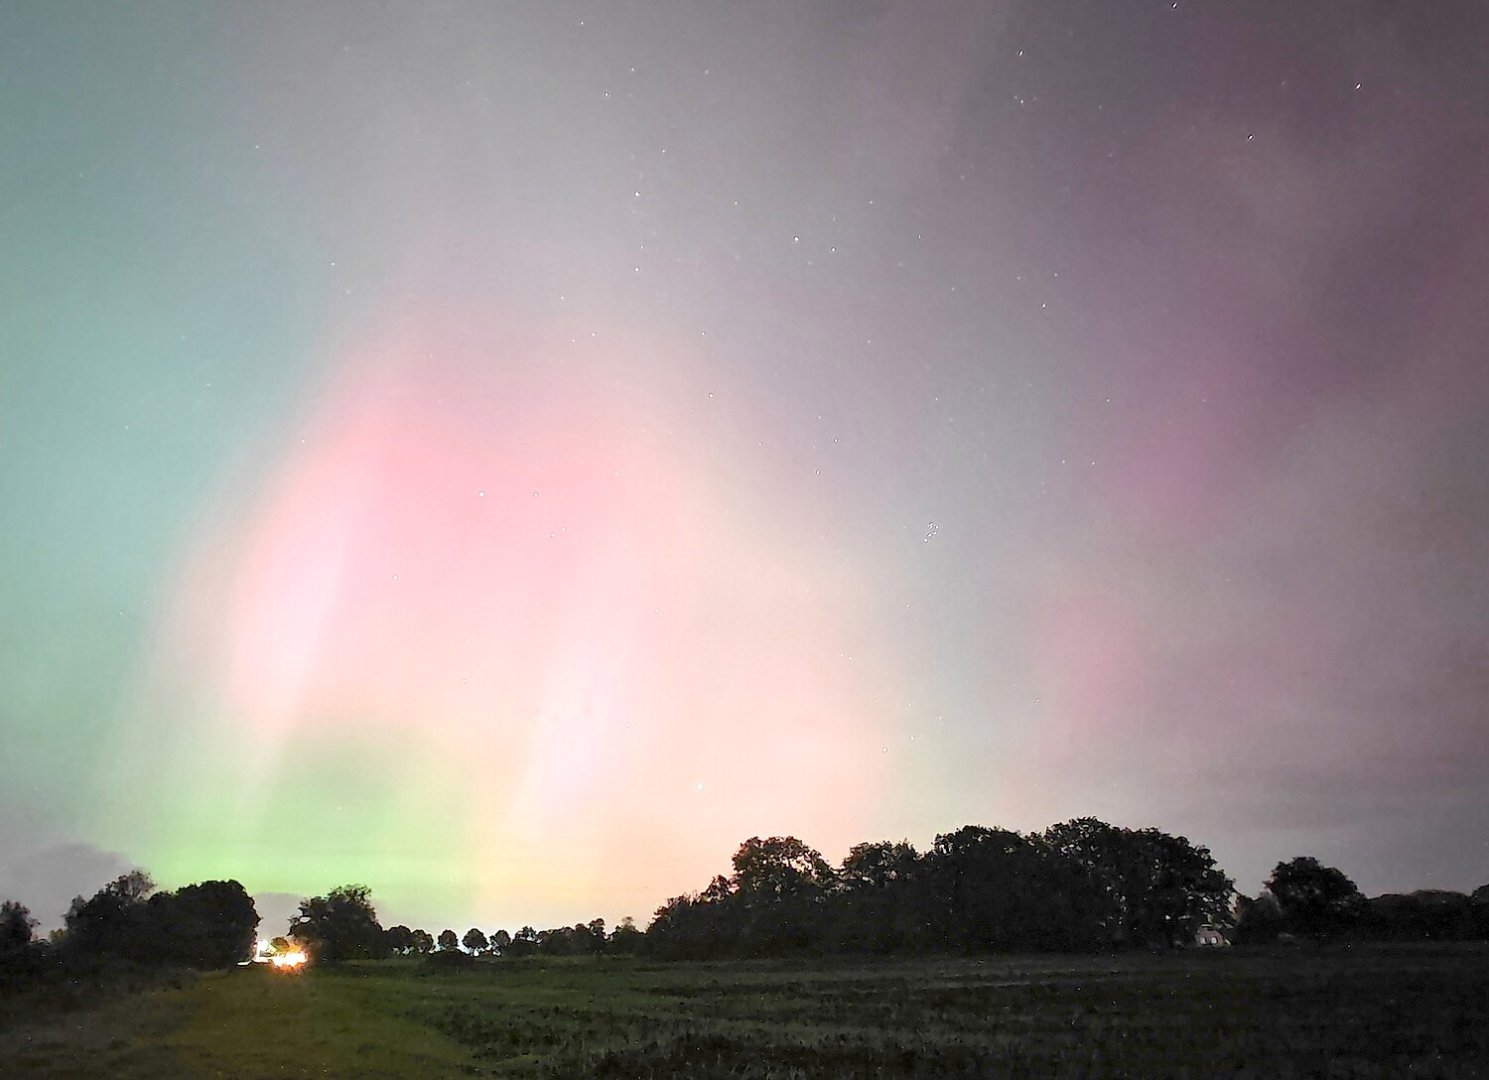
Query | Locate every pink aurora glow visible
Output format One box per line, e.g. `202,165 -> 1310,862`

146,311 -> 899,918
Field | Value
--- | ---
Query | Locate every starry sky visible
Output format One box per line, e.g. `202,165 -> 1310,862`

3,1 -> 1487,935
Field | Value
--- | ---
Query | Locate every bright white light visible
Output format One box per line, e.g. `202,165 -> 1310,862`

270,950 -> 308,970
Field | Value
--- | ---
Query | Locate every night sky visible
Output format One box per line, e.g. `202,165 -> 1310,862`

4,1 -> 1487,935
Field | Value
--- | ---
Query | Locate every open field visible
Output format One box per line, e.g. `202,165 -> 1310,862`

4,944 -> 1486,1078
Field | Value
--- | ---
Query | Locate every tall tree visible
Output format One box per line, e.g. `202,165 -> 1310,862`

927,826 -> 1057,951
1039,819 -> 1232,947
1,900 -> 37,954
836,840 -> 925,953
1266,857 -> 1365,939
586,918 -> 607,954
609,916 -> 643,954
290,885 -> 385,961
151,880 -> 259,967
1122,828 -> 1234,946
65,870 -> 156,958
1038,818 -> 1131,944
732,836 -> 834,901
730,836 -> 834,953
437,928 -> 459,952
489,928 -> 511,956
462,927 -> 488,954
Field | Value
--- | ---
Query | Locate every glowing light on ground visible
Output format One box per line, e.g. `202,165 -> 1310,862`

270,950 -> 308,970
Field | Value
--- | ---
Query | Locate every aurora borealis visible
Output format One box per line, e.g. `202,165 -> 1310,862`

3,2 -> 1487,934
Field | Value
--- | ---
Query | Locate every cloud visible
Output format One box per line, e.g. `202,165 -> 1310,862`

0,840 -> 139,932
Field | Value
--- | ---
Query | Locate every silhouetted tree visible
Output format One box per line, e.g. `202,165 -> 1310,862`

834,840 -> 927,953
585,918 -> 607,954
564,923 -> 590,954
410,928 -> 434,954
1366,891 -> 1477,941
1037,819 -> 1134,944
507,925 -> 538,957
65,870 -> 156,958
489,928 -> 511,956
384,925 -> 415,954
55,872 -> 258,968
646,819 -> 1243,958
1121,828 -> 1235,946
1233,890 -> 1285,944
1266,857 -> 1364,939
1,900 -> 37,955
437,929 -> 459,952
926,826 -> 1092,951
1038,819 -> 1232,947
609,916 -> 643,954
731,836 -> 834,953
537,926 -> 575,955
646,894 -> 715,958
290,884 -> 385,961
733,836 -> 834,900
1473,887 -> 1489,939
462,927 -> 488,954
150,880 -> 259,967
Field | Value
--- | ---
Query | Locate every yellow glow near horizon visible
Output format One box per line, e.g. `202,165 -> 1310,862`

270,950 -> 308,971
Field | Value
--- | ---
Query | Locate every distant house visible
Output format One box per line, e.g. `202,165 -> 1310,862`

1194,924 -> 1230,947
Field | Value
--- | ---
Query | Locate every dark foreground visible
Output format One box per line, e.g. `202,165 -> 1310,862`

4,944 -> 1486,1078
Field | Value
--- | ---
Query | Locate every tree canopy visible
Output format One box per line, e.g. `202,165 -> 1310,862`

51,872 -> 258,967
290,884 -> 385,961
644,819 -> 1235,959
149,880 -> 258,967
16,821 -> 1475,978
1,900 -> 37,955
1266,857 -> 1365,939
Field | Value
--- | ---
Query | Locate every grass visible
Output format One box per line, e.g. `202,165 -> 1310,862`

3,944 -> 1485,1078
0,964 -> 479,1079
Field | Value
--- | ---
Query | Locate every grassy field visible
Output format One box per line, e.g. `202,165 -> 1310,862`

3,944 -> 1485,1078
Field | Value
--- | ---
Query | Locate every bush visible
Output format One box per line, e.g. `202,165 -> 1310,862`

423,949 -> 476,972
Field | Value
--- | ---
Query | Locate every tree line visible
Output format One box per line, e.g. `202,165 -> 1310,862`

6,818 -> 1487,974
1,870 -> 258,982
285,883 -> 646,963
1236,856 -> 1489,944
642,825 -> 1489,958
277,819 -> 1237,962
646,819 -> 1236,958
